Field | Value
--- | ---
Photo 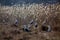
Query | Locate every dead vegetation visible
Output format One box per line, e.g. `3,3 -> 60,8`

0,3 -> 60,40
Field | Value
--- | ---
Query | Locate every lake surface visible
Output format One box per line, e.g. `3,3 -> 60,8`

0,0 -> 60,6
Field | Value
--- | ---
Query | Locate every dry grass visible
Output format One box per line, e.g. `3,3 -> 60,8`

0,3 -> 60,40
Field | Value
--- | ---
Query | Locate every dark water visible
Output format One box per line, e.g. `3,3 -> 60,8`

0,0 -> 60,6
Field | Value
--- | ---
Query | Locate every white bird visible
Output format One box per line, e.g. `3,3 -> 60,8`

15,19 -> 18,24
23,25 -> 31,32
42,25 -> 51,32
29,19 -> 34,24
34,22 -> 38,27
47,25 -> 51,32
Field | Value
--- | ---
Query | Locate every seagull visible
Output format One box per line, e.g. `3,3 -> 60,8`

15,19 -> 18,24
34,22 -> 38,27
42,25 -> 51,32
12,19 -> 18,27
29,19 -> 34,24
23,25 -> 31,32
